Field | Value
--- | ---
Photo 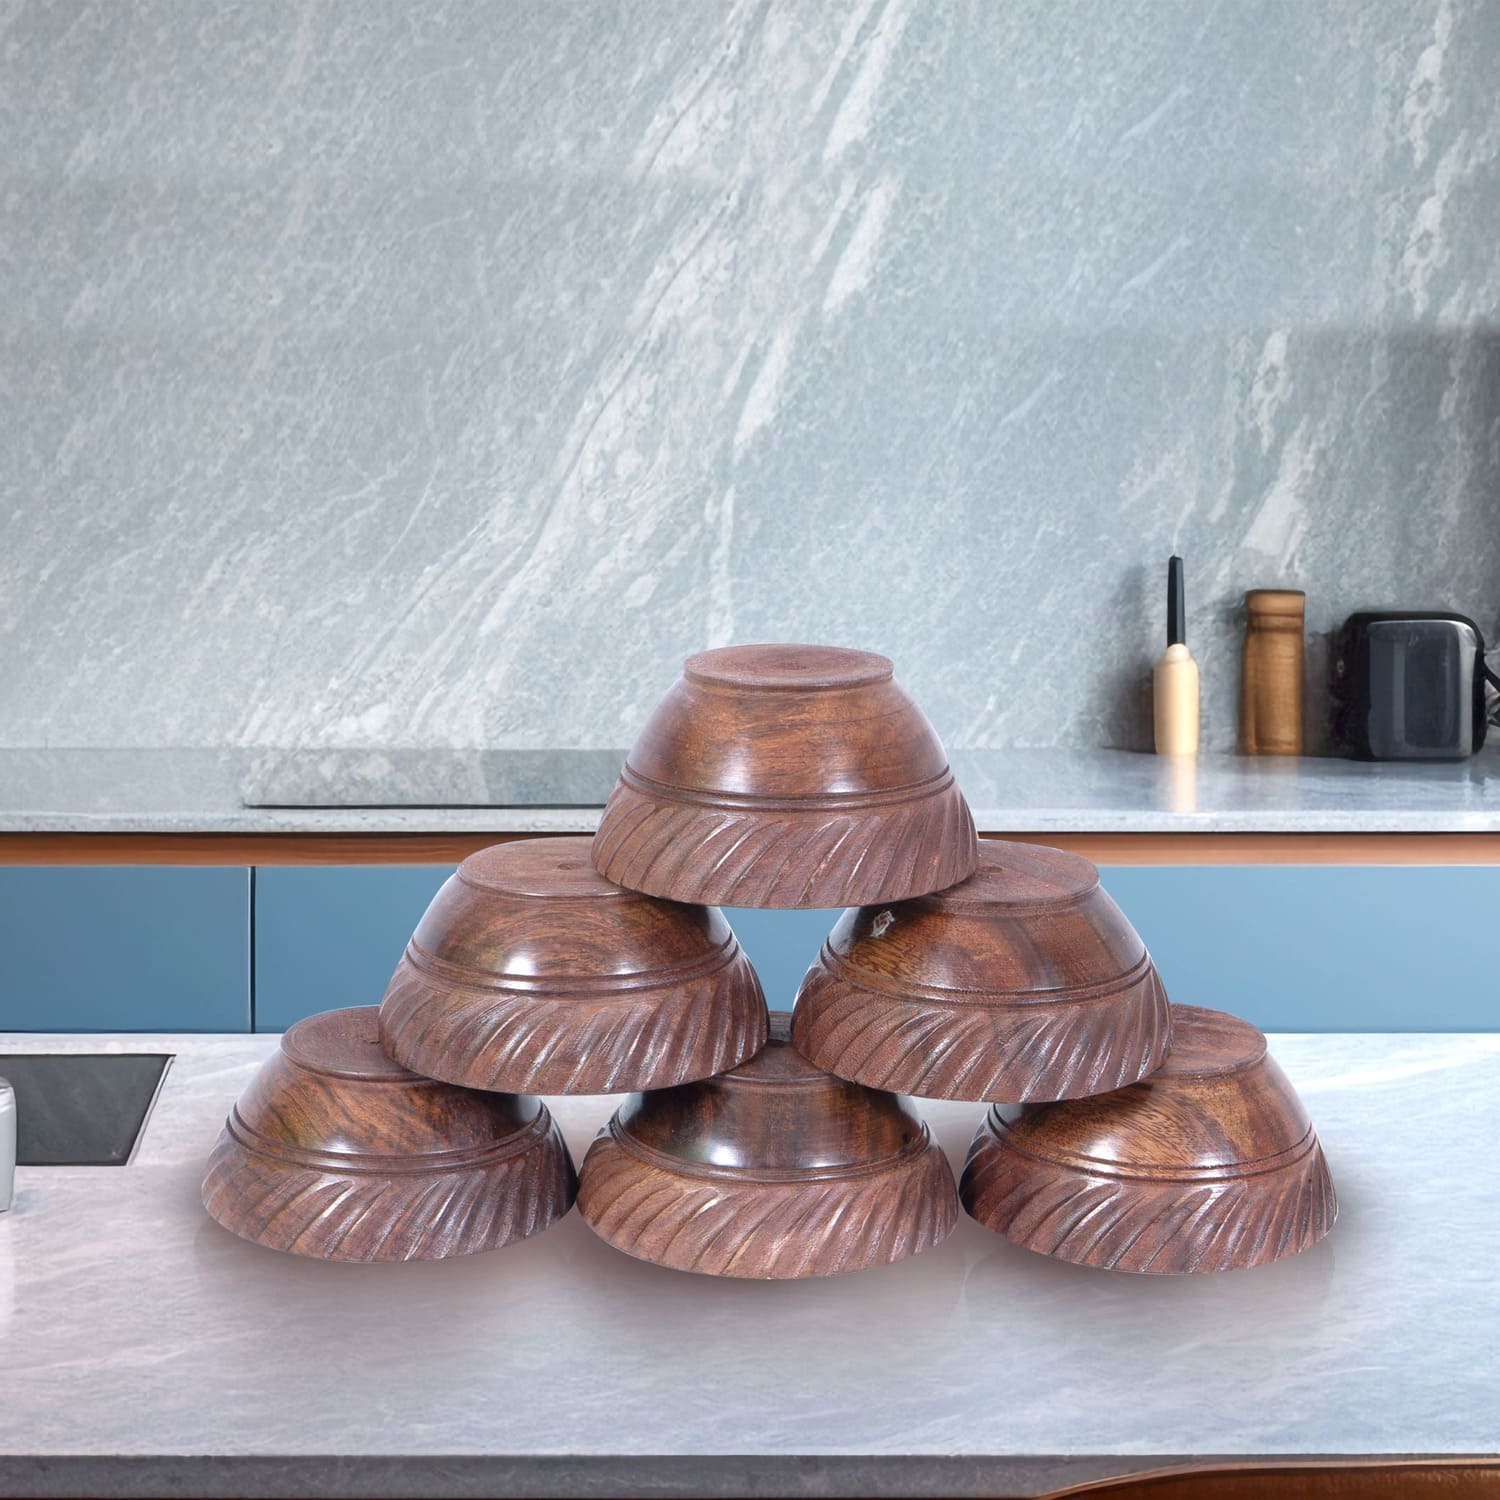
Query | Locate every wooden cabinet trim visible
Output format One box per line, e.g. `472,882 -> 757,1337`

1,830 -> 1498,867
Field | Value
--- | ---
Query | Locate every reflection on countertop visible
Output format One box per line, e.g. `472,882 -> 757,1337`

0,1028 -> 1496,1497
0,744 -> 1496,834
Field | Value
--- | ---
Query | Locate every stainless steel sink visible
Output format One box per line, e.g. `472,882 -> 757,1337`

0,1054 -> 171,1165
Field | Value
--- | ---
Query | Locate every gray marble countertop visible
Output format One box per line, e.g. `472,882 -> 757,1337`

0,745 -> 1498,835
0,1029 -> 1497,1498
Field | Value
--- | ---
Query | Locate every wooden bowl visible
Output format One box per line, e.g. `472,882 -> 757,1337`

960,1005 -> 1337,1274
791,840 -> 1172,1102
577,1013 -> 958,1278
379,837 -> 767,1093
590,644 -> 977,908
202,1006 -> 576,1261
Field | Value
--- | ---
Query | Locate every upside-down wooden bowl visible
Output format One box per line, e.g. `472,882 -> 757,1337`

202,1006 -> 576,1261
380,837 -> 767,1094
590,644 -> 978,909
792,840 -> 1172,1102
960,1005 -> 1337,1274
577,1013 -> 958,1278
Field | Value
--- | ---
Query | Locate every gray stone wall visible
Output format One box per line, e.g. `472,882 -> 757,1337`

3,1 -> 1496,752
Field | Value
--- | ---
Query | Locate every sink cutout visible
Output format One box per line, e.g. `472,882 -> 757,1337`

0,1054 -> 171,1165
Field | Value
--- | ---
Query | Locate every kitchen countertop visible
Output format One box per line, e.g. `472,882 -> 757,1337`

0,745 -> 1497,835
1,1030 -> 1496,1498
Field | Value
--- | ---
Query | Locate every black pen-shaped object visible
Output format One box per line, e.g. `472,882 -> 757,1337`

1154,554 -> 1199,755
1167,554 -> 1186,647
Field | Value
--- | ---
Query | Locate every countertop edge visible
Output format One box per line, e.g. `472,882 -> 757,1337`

1,1453 -> 1494,1500
5,809 -> 1500,835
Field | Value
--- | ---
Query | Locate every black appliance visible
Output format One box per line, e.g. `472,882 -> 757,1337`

1331,611 -> 1491,760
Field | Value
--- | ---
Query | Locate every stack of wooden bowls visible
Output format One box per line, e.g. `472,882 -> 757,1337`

203,642 -> 1336,1278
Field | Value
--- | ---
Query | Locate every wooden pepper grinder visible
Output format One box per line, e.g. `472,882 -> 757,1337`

1240,589 -> 1305,755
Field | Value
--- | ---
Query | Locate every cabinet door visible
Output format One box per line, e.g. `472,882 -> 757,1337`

0,867 -> 250,1032
251,862 -> 1498,1039
1099,865 -> 1498,1031
252,866 -> 450,1031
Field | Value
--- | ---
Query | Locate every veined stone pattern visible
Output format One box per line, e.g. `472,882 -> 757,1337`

2,1 -> 1496,752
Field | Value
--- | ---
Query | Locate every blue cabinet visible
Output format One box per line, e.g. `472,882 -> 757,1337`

8,859 -> 1476,1035
252,866 -> 450,1031
247,866 -> 1499,1036
1099,865 -> 1498,1031
723,908 -> 840,1012
0,866 -> 249,1031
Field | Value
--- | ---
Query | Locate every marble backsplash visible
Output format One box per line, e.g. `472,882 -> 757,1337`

2,0 -> 1497,755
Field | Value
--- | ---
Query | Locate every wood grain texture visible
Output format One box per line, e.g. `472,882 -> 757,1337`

791,841 -> 1172,1102
1240,589 -> 1306,756
1042,1459 -> 1500,1499
961,1005 -> 1336,1274
7,830 -> 1500,867
201,1006 -> 576,1261
379,837 -> 767,1093
590,644 -> 978,908
577,1013 -> 958,1278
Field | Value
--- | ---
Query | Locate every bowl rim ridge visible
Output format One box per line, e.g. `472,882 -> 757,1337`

980,1109 -> 1324,1184
222,1100 -> 555,1177
605,1113 -> 936,1185
577,1126 -> 957,1279
813,942 -> 1159,1007
397,929 -> 747,995
615,761 -> 962,811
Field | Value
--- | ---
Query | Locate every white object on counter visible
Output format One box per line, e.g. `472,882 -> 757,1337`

0,1079 -> 15,1212
1153,642 -> 1200,756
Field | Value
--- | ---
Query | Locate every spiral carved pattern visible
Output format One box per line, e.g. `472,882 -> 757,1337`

590,774 -> 978,909
381,951 -> 768,1094
577,1130 -> 958,1279
791,954 -> 1172,1103
201,1110 -> 577,1262
960,1112 -> 1337,1275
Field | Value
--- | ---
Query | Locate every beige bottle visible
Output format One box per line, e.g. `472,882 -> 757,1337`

1154,555 -> 1200,756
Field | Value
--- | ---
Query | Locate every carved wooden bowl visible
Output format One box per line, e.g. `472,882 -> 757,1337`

379,837 -> 767,1093
960,1005 -> 1337,1274
202,1006 -> 576,1261
577,1013 -> 959,1278
590,644 -> 978,908
791,840 -> 1172,1102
